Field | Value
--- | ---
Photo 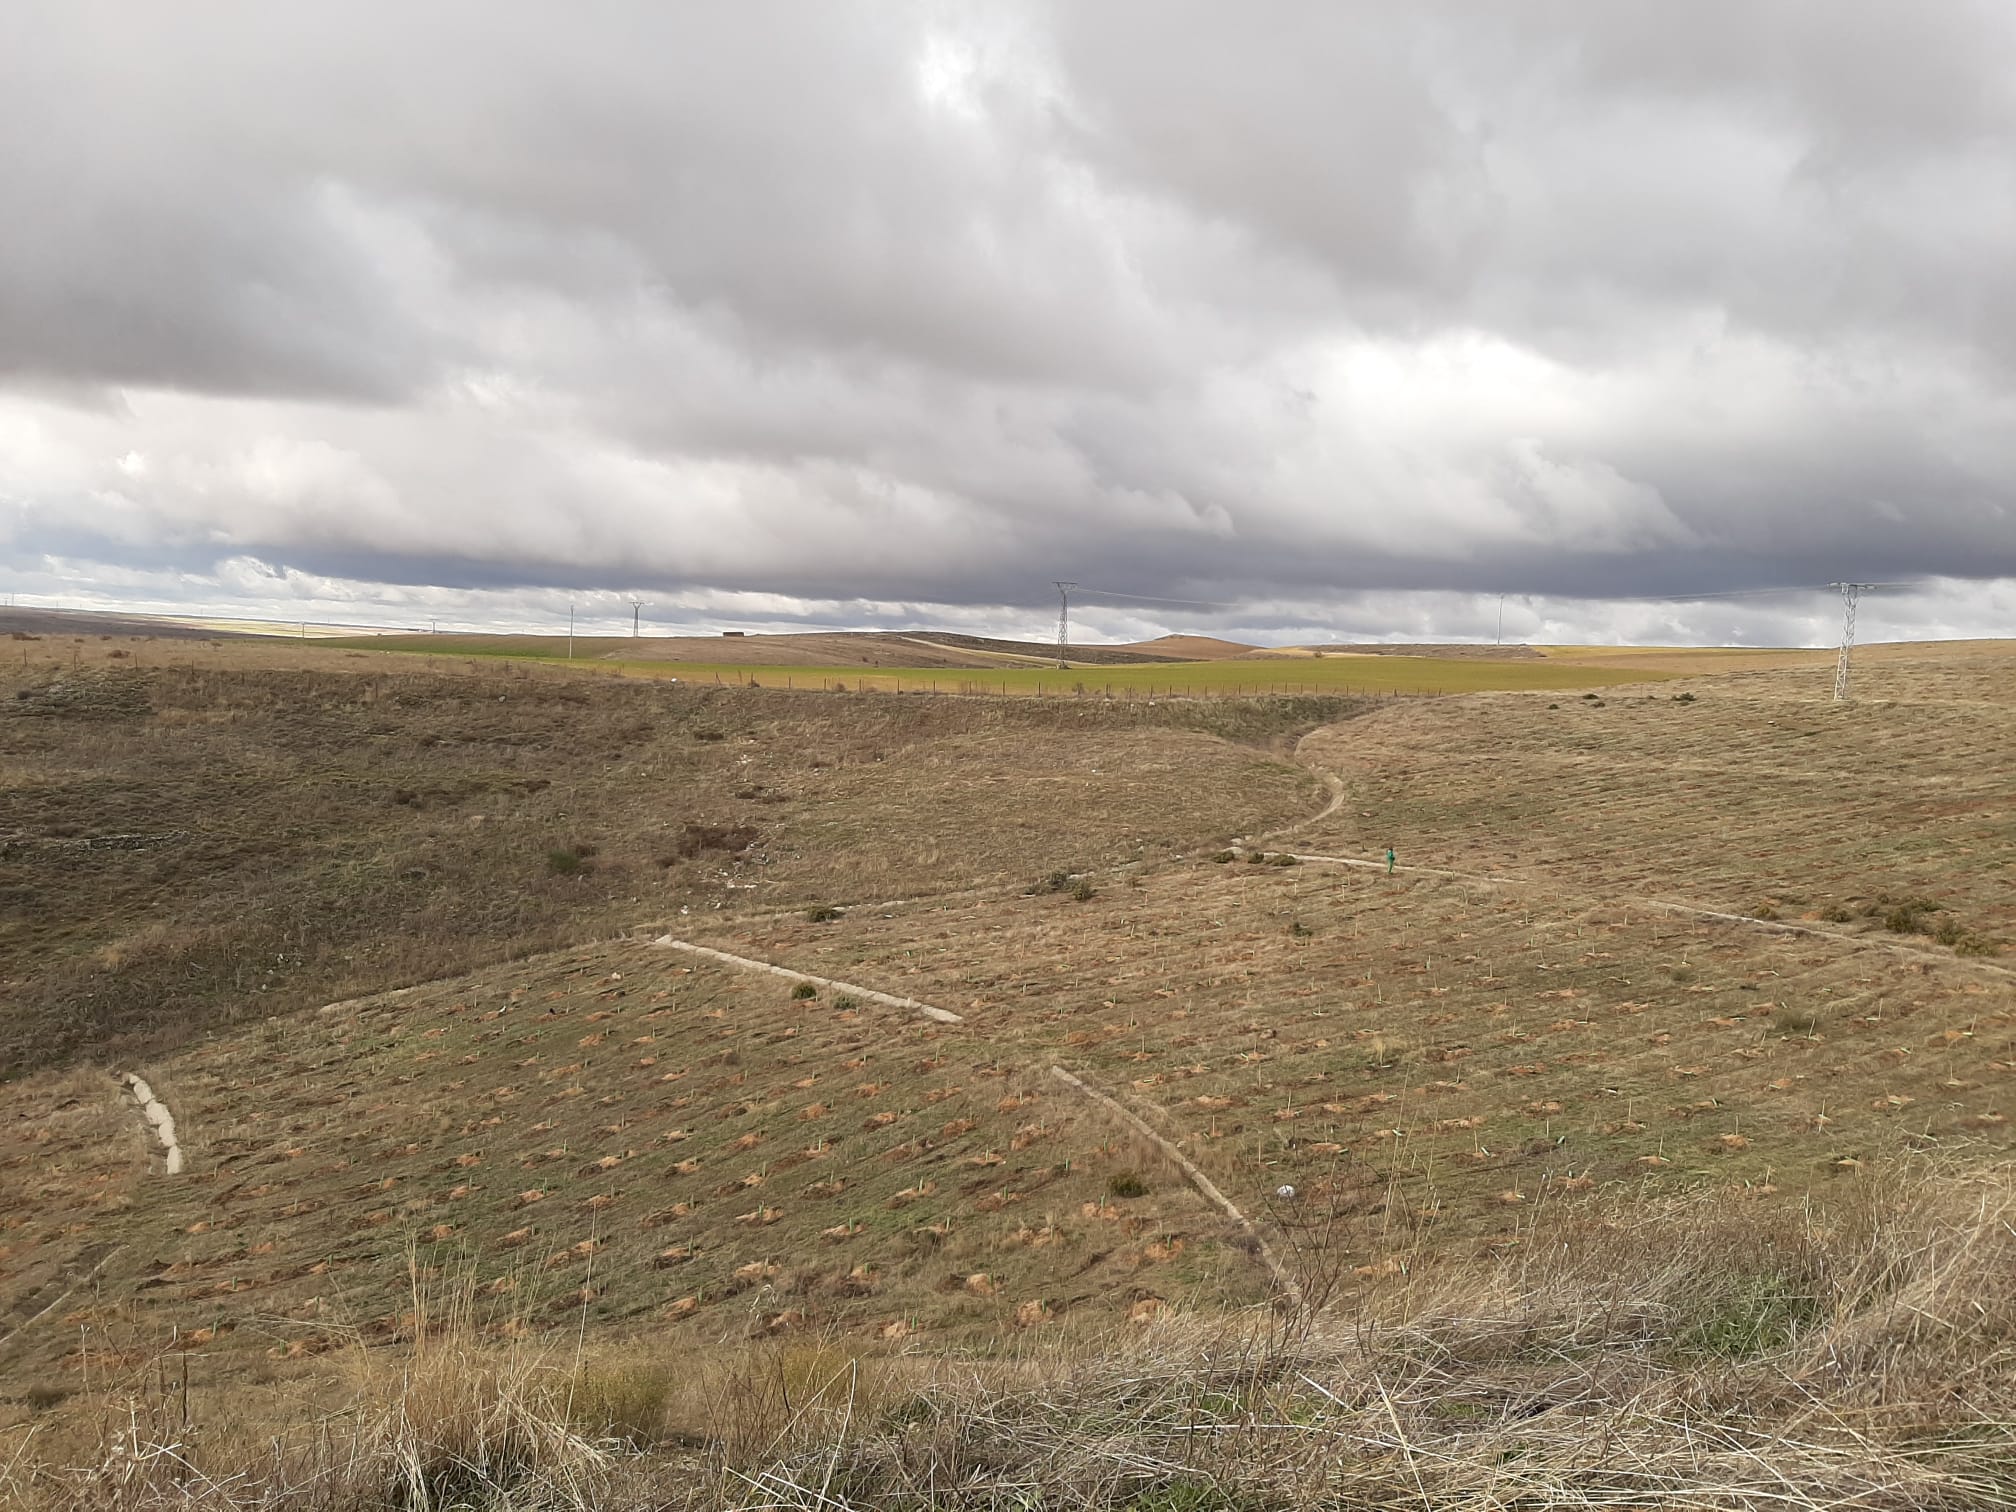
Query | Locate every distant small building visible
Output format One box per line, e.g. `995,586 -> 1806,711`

722,630 -> 745,637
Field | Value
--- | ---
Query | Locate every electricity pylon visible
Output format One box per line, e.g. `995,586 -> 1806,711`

1830,582 -> 1874,702
1054,582 -> 1075,669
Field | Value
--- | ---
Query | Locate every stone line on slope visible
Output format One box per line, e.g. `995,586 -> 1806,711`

122,1072 -> 184,1175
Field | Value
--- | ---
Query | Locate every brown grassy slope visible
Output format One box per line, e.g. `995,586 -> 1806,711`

0,661 -> 1336,1077
678,859 -> 2016,1282
0,940 -> 1259,1385
11,864 -> 2011,1507
5,647 -> 2016,1507
1293,647 -> 2016,949
8,1020 -> 2016,1511
8,1166 -> 2015,1509
1117,634 -> 1259,660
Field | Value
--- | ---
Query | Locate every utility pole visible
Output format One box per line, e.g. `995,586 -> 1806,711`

1829,582 -> 1873,702
631,600 -> 644,638
1496,593 -> 1505,646
1054,582 -> 1076,670
568,604 -> 575,661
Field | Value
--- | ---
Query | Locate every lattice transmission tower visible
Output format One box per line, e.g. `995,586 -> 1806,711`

1830,581 -> 1874,702
1054,581 -> 1075,670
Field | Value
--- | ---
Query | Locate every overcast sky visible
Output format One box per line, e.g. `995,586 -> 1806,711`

3,2 -> 2013,645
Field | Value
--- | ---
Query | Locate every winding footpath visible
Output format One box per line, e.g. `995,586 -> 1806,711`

1246,723 -> 2016,984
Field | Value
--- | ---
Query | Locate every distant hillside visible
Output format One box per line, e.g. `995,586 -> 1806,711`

1119,634 -> 1258,660
608,630 -> 1203,668
1256,641 -> 1546,661
0,606 -> 250,641
901,631 -> 1199,665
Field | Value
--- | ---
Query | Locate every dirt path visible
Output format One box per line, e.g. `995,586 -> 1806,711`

122,1072 -> 184,1174
1263,726 -> 2016,985
646,937 -> 1301,1303
1049,1065 -> 1300,1309
650,938 -> 965,1023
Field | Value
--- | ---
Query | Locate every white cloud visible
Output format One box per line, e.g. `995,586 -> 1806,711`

1,3 -> 2013,640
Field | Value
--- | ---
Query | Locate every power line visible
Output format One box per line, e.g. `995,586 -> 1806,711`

1638,579 -> 1930,602
1075,587 -> 1228,609
1064,579 -> 1933,611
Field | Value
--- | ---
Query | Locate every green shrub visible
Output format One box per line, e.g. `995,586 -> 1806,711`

1124,1478 -> 1243,1512
1108,1171 -> 1149,1199
545,847 -> 586,875
1674,1269 -> 1822,1360
1211,850 -> 1237,864
805,905 -> 843,923
1882,898 -> 1942,934
1070,877 -> 1097,902
1820,904 -> 1853,923
791,982 -> 818,1000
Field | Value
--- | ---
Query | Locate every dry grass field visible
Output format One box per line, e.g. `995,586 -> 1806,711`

0,651 -> 1330,1075
3,634 -> 2014,1508
1294,642 -> 2016,945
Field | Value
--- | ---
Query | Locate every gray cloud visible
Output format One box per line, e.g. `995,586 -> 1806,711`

2,2 -> 2013,640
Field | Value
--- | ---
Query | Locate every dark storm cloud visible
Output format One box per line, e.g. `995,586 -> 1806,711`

2,1 -> 2014,638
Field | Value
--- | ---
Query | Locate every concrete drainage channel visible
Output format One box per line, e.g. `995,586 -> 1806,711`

121,1072 -> 184,1175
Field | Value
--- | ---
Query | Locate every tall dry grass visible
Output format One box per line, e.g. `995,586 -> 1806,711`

7,1161 -> 2015,1509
